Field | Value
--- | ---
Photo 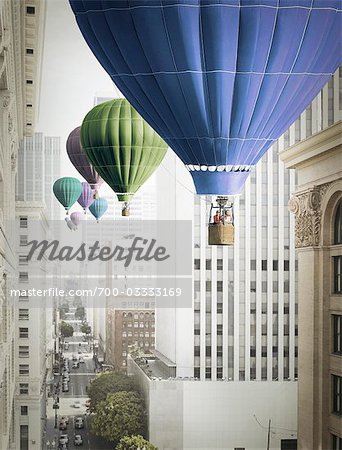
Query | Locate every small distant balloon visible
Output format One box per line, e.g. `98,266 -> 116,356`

77,182 -> 94,212
89,198 -> 108,223
66,126 -> 103,193
53,177 -> 82,215
70,211 -> 82,228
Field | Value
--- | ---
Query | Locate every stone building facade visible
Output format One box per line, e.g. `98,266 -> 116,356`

281,120 -> 342,449
106,308 -> 155,371
0,1 -> 45,448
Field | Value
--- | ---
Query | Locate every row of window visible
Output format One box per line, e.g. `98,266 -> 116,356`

194,259 -> 295,271
123,322 -> 154,328
194,346 -> 298,358
195,280 -> 292,293
122,331 -> 154,338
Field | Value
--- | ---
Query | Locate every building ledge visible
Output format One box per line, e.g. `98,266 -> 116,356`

279,121 -> 342,170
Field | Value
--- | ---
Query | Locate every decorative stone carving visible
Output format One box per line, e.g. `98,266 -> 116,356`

10,151 -> 17,171
7,113 -> 13,132
288,183 -> 330,248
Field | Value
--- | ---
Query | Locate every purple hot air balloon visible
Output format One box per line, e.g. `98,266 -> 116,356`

66,126 -> 103,194
70,211 -> 82,228
77,182 -> 94,212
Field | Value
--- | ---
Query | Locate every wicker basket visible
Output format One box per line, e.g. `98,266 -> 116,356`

208,223 -> 234,246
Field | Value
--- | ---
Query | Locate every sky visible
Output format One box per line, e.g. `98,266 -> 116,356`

36,0 -> 195,217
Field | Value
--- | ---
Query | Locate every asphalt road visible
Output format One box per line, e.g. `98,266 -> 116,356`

46,318 -> 113,450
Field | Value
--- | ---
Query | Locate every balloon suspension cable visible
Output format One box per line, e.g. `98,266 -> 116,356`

65,209 -> 69,215
93,189 -> 99,200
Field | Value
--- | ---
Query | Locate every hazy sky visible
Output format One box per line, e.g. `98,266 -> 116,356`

37,0 -> 116,178
36,0 -> 194,211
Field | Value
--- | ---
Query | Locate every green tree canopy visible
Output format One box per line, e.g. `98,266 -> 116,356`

75,306 -> 85,320
60,321 -> 74,338
81,323 -> 91,335
91,391 -> 145,442
115,435 -> 157,450
87,372 -> 138,411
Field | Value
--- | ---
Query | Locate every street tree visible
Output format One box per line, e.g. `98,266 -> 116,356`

115,435 -> 157,450
80,323 -> 91,335
75,305 -> 85,320
60,321 -> 74,338
91,391 -> 145,442
87,372 -> 138,411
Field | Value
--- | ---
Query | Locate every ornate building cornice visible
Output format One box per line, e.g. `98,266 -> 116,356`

288,183 -> 331,248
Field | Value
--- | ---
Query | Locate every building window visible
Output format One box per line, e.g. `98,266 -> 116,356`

194,346 -> 200,357
334,199 -> 342,244
332,375 -> 342,415
217,281 -> 223,292
205,368 -> 211,379
20,424 -> 29,450
19,272 -> 28,283
26,6 -> 35,14
194,367 -> 200,378
20,235 -> 28,246
333,315 -> 342,355
19,217 -> 28,228
331,433 -> 342,450
262,260 -> 267,270
206,281 -> 211,291
217,324 -> 223,335
333,256 -> 342,293
21,406 -> 28,416
19,328 -> 29,339
19,295 -> 28,302
19,383 -> 29,395
19,346 -> 29,358
217,259 -> 223,270
19,255 -> 28,265
19,309 -> 29,320
194,259 -> 200,270
26,48 -> 34,55
206,259 -> 211,270
217,367 -> 223,379
19,365 -> 29,376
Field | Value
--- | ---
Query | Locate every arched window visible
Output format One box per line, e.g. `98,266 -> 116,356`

334,199 -> 342,244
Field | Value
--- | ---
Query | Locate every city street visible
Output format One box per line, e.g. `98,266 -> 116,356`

45,318 -> 113,450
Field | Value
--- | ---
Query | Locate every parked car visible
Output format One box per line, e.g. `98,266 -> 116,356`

74,434 -> 83,446
75,417 -> 84,429
79,357 -> 84,363
59,421 -> 67,431
60,416 -> 69,425
72,354 -> 77,361
62,383 -> 69,393
59,434 -> 69,445
84,399 -> 91,409
72,362 -> 79,369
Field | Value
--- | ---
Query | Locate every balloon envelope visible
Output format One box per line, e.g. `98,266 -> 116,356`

53,177 -> 82,212
81,99 -> 168,202
67,126 -> 103,190
89,198 -> 108,221
70,0 -> 342,195
70,211 -> 82,227
78,182 -> 94,210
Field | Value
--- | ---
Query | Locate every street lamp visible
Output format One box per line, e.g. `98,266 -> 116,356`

53,398 -> 59,428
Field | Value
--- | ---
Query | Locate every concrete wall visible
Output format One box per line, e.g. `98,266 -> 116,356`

129,358 -> 297,450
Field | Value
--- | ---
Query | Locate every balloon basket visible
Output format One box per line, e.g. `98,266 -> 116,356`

208,223 -> 234,246
122,205 -> 130,217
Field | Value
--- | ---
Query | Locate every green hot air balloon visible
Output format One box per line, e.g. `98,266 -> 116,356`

80,99 -> 167,216
53,177 -> 82,215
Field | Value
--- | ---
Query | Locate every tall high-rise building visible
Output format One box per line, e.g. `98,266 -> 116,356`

16,132 -> 61,220
0,1 -> 45,449
280,67 -> 342,450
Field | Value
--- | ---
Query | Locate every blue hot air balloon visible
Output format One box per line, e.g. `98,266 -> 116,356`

89,198 -> 108,222
69,0 -> 341,196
